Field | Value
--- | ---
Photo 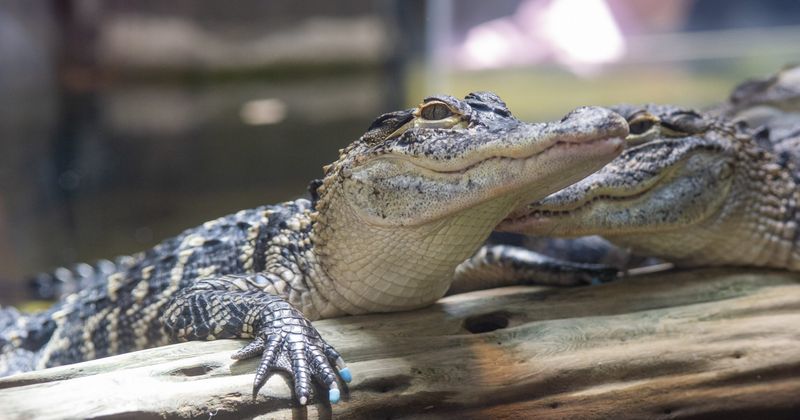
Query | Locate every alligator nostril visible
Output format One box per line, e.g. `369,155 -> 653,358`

463,311 -> 510,333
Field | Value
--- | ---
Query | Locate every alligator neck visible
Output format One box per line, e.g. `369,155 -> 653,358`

731,169 -> 800,270
309,194 -> 518,315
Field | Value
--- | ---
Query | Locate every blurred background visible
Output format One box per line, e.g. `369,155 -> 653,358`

1,0 -> 799,303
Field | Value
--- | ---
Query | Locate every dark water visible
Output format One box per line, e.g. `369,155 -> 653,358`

0,71 -> 398,303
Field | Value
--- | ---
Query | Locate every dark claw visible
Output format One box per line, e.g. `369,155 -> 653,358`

251,335 -> 282,397
231,337 -> 265,360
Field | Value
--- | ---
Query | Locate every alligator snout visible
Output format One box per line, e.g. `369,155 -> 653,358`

553,106 -> 630,145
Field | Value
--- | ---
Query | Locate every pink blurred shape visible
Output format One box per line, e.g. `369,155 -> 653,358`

459,0 -> 626,75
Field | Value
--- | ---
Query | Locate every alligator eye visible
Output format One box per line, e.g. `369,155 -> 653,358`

420,102 -> 454,120
718,161 -> 734,179
629,118 -> 655,135
625,112 -> 660,146
662,111 -> 709,135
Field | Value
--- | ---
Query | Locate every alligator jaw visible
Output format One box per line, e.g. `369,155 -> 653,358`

378,136 -> 623,176
498,154 -> 675,235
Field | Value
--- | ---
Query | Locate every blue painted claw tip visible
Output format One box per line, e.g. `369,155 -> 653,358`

329,388 -> 341,404
339,367 -> 352,383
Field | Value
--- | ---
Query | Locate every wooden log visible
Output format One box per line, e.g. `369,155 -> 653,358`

1,268 -> 799,419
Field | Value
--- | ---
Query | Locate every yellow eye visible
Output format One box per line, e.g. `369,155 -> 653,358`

420,102 -> 454,120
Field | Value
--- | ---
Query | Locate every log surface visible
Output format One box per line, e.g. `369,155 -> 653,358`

1,268 -> 799,419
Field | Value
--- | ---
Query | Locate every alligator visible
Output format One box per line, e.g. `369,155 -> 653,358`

714,64 -> 800,121
709,64 -> 800,142
32,66 -> 800,302
0,92 -> 628,406
495,103 -> 800,271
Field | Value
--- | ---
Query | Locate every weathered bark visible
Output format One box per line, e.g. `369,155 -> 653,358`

1,268 -> 799,419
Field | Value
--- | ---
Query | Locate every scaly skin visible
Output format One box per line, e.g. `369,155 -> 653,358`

499,104 -> 800,270
0,92 -> 627,406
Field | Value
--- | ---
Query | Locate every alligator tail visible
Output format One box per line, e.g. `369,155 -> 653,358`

0,305 -> 58,376
26,254 -> 140,300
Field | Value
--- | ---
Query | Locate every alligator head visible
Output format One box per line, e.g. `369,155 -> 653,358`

720,64 -> 800,138
500,104 -> 800,269
728,64 -> 800,116
309,92 -> 627,314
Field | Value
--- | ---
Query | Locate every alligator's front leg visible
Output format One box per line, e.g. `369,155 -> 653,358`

161,274 -> 350,405
450,244 -> 620,295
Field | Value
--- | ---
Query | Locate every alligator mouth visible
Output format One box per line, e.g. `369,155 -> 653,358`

386,134 -> 625,177
500,154 -> 680,229
505,183 -> 655,225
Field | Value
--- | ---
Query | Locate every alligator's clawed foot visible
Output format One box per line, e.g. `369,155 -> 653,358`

230,300 -> 351,405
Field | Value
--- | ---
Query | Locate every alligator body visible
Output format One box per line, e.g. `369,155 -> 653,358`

499,103 -> 800,270
0,92 -> 627,405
